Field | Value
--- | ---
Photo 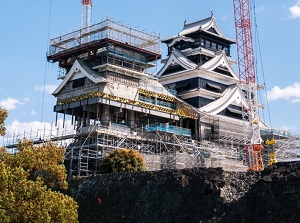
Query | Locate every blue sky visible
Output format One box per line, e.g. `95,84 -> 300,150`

1,0 -> 300,142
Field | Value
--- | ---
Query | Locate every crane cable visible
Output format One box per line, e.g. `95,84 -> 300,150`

251,0 -> 277,166
251,0 -> 273,131
41,0 -> 53,127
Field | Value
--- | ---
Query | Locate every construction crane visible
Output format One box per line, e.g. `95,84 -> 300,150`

81,0 -> 92,29
233,0 -> 264,171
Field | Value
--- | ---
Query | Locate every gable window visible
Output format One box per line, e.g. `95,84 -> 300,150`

72,77 -> 85,88
213,66 -> 232,77
225,107 -> 243,120
208,27 -> 218,35
227,107 -> 243,115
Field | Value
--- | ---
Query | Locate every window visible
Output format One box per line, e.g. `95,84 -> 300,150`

194,41 -> 200,47
212,42 -> 217,51
224,47 -> 229,55
72,77 -> 85,88
201,38 -> 205,46
205,40 -> 211,48
175,81 -> 190,91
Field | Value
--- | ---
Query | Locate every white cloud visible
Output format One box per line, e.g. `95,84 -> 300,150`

291,98 -> 300,103
267,83 -> 300,102
34,84 -> 58,94
278,125 -> 292,132
255,6 -> 265,13
222,15 -> 228,21
30,109 -> 37,116
0,98 -> 23,110
289,0 -> 300,18
23,97 -> 30,102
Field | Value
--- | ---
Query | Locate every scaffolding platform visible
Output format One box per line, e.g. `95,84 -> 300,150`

47,18 -> 161,63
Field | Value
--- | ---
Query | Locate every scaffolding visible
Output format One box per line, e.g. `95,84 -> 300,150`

3,118 -> 299,176
47,18 -> 161,62
261,129 -> 300,163
2,123 -> 75,150
207,117 -> 300,168
62,123 -> 211,177
210,117 -> 249,158
1,120 -> 246,177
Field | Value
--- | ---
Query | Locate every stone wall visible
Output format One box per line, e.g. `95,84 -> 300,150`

68,161 -> 300,223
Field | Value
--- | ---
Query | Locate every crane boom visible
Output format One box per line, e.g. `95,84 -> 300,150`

82,0 -> 92,29
233,0 -> 263,171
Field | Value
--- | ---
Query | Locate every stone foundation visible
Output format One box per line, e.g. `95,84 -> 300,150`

68,161 -> 300,223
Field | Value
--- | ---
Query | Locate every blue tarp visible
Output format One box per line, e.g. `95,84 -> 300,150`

146,123 -> 191,137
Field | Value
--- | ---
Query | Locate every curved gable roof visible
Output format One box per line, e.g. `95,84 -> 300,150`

200,51 -> 239,81
156,49 -> 197,77
167,36 -> 195,47
180,16 -> 223,37
177,16 -> 235,44
199,86 -> 248,115
52,60 -> 107,95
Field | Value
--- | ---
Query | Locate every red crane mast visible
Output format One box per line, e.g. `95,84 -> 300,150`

233,0 -> 264,171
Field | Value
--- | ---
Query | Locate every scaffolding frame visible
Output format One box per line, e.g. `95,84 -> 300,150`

2,115 -> 299,177
47,18 -> 160,61
208,117 -> 300,168
1,120 -> 242,176
62,123 -> 209,177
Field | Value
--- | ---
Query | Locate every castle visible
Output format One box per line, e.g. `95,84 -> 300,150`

5,14 -> 296,177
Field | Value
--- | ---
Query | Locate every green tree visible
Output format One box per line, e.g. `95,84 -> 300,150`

5,140 -> 69,189
99,148 -> 146,174
0,109 -> 78,222
0,108 -> 8,136
0,162 -> 78,222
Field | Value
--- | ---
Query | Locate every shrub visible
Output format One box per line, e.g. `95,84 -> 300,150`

98,149 -> 146,174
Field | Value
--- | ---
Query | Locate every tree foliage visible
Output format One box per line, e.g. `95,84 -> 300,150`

6,140 -> 68,189
0,108 -> 8,136
99,149 -> 146,174
0,140 -> 78,222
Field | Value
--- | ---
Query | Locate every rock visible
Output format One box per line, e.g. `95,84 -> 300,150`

261,175 -> 272,182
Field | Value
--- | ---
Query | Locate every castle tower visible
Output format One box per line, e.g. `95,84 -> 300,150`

157,15 -> 250,142
47,18 -> 200,176
157,15 -> 247,118
47,18 -> 166,129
